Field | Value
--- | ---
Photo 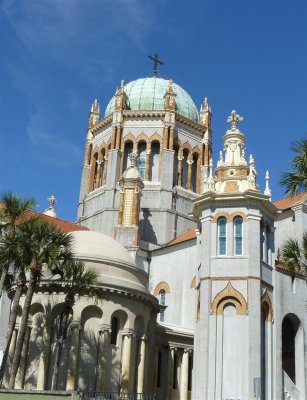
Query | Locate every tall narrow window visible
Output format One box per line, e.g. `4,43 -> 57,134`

218,217 -> 227,255
138,142 -> 146,180
159,289 -> 166,322
234,217 -> 243,255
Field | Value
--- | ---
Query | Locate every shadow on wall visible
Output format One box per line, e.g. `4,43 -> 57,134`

139,208 -> 157,244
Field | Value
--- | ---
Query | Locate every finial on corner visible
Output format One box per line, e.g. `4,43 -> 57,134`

264,170 -> 271,199
227,110 -> 243,129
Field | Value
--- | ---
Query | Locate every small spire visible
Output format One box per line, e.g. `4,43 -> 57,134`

227,110 -> 243,130
43,195 -> 57,218
91,99 -> 99,113
264,170 -> 271,199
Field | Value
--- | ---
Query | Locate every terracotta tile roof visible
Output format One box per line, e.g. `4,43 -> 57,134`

168,228 -> 198,246
274,191 -> 307,209
20,210 -> 89,233
275,262 -> 305,278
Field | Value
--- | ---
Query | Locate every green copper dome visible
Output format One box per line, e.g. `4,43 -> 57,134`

105,77 -> 199,122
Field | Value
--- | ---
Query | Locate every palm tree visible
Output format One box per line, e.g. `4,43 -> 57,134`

7,218 -> 73,389
0,192 -> 36,296
0,193 -> 36,386
280,232 -> 307,280
51,260 -> 100,390
280,138 -> 307,195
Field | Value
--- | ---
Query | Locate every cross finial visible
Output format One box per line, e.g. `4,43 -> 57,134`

48,195 -> 57,207
227,110 -> 243,129
148,51 -> 164,75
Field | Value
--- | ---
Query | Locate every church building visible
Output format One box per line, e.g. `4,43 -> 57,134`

1,73 -> 306,400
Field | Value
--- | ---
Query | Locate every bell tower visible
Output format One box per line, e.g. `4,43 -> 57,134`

192,110 -> 277,400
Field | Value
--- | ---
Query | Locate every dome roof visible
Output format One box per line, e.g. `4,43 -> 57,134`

105,77 -> 199,122
71,230 -> 148,292
71,230 -> 134,266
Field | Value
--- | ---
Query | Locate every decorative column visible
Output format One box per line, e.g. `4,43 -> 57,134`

95,158 -> 102,188
145,148 -> 151,181
102,155 -> 108,186
16,324 -> 31,389
121,329 -> 135,393
163,126 -> 169,149
113,152 -> 144,248
137,335 -> 147,394
169,127 -> 174,150
111,128 -> 116,150
177,156 -> 184,187
37,322 -> 51,390
115,127 -> 122,150
180,349 -> 190,400
186,159 -> 194,190
96,324 -> 111,391
167,346 -> 175,400
66,321 -> 81,391
84,141 -> 91,165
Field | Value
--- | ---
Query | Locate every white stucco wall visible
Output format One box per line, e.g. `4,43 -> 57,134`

149,239 -> 198,329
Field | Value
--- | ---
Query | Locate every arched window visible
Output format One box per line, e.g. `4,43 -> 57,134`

110,316 -> 119,345
218,217 -> 227,255
182,149 -> 189,188
173,146 -> 179,186
92,153 -> 98,190
137,142 -> 146,180
159,289 -> 166,322
234,216 -> 243,255
150,141 -> 160,181
123,141 -> 133,172
99,149 -> 106,187
192,153 -> 198,192
261,224 -> 270,263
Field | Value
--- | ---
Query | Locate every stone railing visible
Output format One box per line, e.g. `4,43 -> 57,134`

79,393 -> 155,400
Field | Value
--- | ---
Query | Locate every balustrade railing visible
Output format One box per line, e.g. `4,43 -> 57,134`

79,392 -> 155,400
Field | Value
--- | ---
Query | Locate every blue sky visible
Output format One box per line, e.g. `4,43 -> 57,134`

1,0 -> 306,222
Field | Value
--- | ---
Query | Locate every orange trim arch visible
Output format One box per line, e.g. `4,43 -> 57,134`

211,282 -> 248,315
230,211 -> 248,222
153,281 -> 171,296
212,211 -> 230,223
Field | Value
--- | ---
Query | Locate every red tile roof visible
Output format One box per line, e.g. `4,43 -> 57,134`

168,228 -> 198,246
274,191 -> 307,209
20,210 -> 89,233
275,263 -> 305,278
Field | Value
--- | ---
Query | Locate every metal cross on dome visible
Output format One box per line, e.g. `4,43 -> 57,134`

148,52 -> 164,75
227,110 -> 243,129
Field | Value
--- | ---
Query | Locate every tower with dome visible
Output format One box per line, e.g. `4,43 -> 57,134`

77,76 -> 212,246
0,69 -> 306,400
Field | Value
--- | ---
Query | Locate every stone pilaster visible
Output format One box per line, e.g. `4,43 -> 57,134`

66,321 -> 81,391
96,324 -> 111,391
136,335 -> 147,393
121,329 -> 135,393
37,322 -> 51,390
180,349 -> 190,400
